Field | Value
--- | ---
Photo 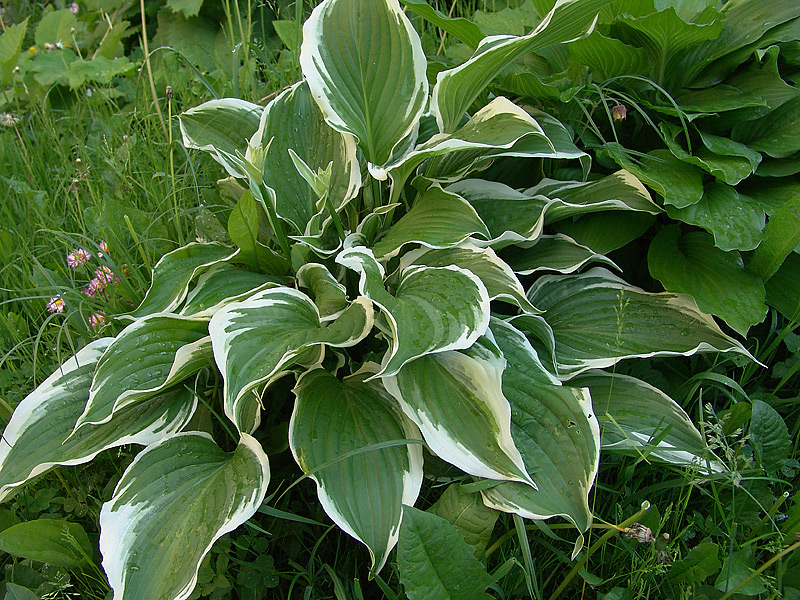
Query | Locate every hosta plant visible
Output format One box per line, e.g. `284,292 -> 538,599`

0,0 -> 758,598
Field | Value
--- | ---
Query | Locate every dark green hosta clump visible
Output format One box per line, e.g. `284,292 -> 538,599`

0,0 -> 757,598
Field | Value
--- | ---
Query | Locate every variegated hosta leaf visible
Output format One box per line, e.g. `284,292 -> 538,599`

490,317 -> 559,386
529,267 -> 756,378
296,262 -> 349,320
178,99 -> 263,178
502,233 -> 618,275
128,242 -> 238,320
99,433 -> 269,600
382,337 -> 533,486
432,0 -> 607,133
482,318 -> 599,538
76,316 -> 211,429
210,287 -> 374,433
372,186 -> 490,259
571,371 -> 722,470
180,264 -> 284,317
300,0 -> 428,166
400,245 -> 539,313
290,368 -> 423,575
0,339 -> 195,502
336,247 -> 490,376
248,81 -> 361,234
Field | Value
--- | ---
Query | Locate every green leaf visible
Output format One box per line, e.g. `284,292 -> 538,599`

528,267 -> 755,378
76,316 -> 210,429
180,264 -> 282,317
35,9 -> 77,45
227,191 -> 262,269
492,316 -> 560,386
152,9 -> 218,72
0,339 -> 196,502
128,242 -> 237,319
432,0 -> 610,133
272,20 -> 300,51
400,244 -> 539,313
648,226 -> 766,336
179,99 -> 263,177
765,251 -> 800,321
383,338 -> 532,485
0,519 -> 93,570
747,191 -> 800,280
482,318 -> 598,533
428,484 -> 498,559
300,0 -> 428,165
0,19 -> 28,86
503,233 -> 617,275
749,399 -> 791,475
666,182 -> 764,252
167,0 -> 204,18
398,506 -> 494,600
667,541 -> 720,584
551,212 -> 655,254
569,31 -> 651,79
571,371 -> 718,468
372,186 -> 490,259
99,433 -> 270,600
715,549 -> 766,596
399,0 -> 485,48
732,96 -> 800,158
337,247 -> 490,376
296,263 -> 349,319
252,81 -> 361,233
290,369 -> 423,575
4,583 -> 38,600
210,287 -> 373,433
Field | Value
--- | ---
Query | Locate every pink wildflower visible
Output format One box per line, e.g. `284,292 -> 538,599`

94,265 -> 118,286
97,240 -> 109,257
88,312 -> 106,329
82,282 -> 96,297
66,248 -> 92,268
69,2 -> 79,14
47,297 -> 66,313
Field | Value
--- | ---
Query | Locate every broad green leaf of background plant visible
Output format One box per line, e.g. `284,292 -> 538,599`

0,519 -> 94,570
180,264 -> 283,317
428,483 -> 498,559
764,252 -> 800,321
179,99 -> 263,178
432,0 -> 609,133
383,338 -> 533,485
167,0 -> 204,18
99,433 -> 269,600
552,212 -> 656,255
76,316 -> 210,429
4,582 -> 38,600
732,96 -> 800,158
714,549 -> 767,596
397,506 -> 494,600
34,9 -> 77,45
337,247 -> 490,376
128,242 -> 238,319
749,399 -> 791,476
571,371 -> 718,468
649,226 -> 767,336
503,234 -> 618,275
399,0 -> 485,48
210,287 -> 373,433
747,192 -> 800,280
482,318 -> 598,534
250,81 -> 361,234
0,19 -> 27,86
290,369 -> 423,576
300,0 -> 428,166
528,267 -> 755,377
568,31 -> 651,79
0,338 -> 196,502
372,186 -> 490,259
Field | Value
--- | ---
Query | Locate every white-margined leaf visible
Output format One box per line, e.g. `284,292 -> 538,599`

290,368 -> 423,576
0,339 -> 195,502
296,262 -> 349,320
432,0 -> 608,133
99,433 -> 269,600
490,317 -> 559,386
528,267 -> 756,378
180,264 -> 285,317
502,233 -> 618,275
336,247 -> 490,376
482,318 -> 599,538
300,0 -> 428,166
249,81 -> 361,234
571,371 -> 722,470
178,99 -> 263,178
372,186 -> 490,259
382,337 -> 533,486
76,317 -> 211,429
400,244 -> 539,313
127,242 -> 238,320
210,287 -> 374,433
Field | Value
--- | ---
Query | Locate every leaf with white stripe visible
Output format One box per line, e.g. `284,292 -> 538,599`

210,287 -> 374,433
400,245 -> 539,313
432,0 -> 608,133
76,317 -> 211,429
481,319 -> 599,534
529,267 -> 756,378
128,242 -> 238,319
502,234 -> 618,275
250,81 -> 361,234
571,371 -> 721,470
290,368 -> 423,575
99,433 -> 269,600
372,186 -> 490,259
296,263 -> 349,320
337,247 -> 490,376
300,0 -> 428,166
383,338 -> 533,486
180,264 -> 284,317
0,340 -> 195,502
